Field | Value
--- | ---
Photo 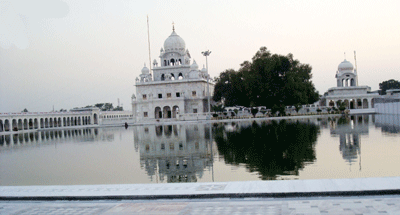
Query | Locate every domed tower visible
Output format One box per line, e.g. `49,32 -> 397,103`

152,27 -> 192,81
159,28 -> 191,67
335,59 -> 358,87
139,64 -> 152,82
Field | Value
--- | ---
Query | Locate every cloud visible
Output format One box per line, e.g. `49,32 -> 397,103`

0,0 -> 69,49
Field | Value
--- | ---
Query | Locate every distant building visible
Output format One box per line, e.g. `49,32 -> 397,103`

132,28 -> 214,122
322,58 -> 379,110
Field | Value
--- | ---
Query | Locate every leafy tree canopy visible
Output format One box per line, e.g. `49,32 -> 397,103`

213,47 -> 319,108
379,79 -> 400,95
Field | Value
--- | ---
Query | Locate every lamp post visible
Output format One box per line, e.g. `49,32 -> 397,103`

201,50 -> 211,119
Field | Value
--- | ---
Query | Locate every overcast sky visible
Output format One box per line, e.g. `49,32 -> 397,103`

1,0 -> 399,113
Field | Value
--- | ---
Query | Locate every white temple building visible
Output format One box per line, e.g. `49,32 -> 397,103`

132,27 -> 214,122
322,57 -> 379,112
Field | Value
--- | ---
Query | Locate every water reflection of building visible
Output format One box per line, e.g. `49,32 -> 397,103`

374,114 -> 400,134
133,124 -> 213,183
330,115 -> 371,167
0,128 -> 105,149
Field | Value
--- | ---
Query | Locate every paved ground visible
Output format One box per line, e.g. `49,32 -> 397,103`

2,177 -> 400,214
1,195 -> 400,215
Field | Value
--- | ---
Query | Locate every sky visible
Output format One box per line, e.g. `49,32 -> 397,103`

1,0 -> 399,113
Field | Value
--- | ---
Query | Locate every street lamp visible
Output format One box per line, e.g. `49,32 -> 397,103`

201,50 -> 211,119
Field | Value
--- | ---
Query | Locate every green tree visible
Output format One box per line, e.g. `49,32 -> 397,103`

379,79 -> 400,95
213,47 -> 319,108
212,104 -> 225,112
213,69 -> 248,106
213,120 -> 319,180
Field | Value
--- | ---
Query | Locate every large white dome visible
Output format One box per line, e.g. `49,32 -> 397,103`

164,31 -> 186,52
338,60 -> 354,71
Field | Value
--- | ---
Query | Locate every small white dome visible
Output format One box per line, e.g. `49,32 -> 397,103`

141,64 -> 149,74
338,60 -> 354,71
191,60 -> 199,70
164,31 -> 186,53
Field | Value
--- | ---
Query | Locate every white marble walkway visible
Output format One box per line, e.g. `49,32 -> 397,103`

1,196 -> 400,215
1,177 -> 400,200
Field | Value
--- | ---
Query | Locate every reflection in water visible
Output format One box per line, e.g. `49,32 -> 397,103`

329,115 -> 369,168
0,128 -> 104,148
375,114 -> 400,134
2,114 -> 399,186
134,124 -> 214,183
213,120 -> 320,180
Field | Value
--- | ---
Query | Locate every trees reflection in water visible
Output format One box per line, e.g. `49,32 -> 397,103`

214,120 -> 320,180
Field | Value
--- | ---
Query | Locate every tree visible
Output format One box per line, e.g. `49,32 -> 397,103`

379,79 -> 400,95
213,47 -> 319,108
212,104 -> 225,112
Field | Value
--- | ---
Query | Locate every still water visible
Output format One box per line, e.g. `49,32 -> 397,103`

1,114 -> 399,186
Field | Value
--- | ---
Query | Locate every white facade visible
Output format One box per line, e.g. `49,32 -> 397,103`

132,29 -> 214,122
375,96 -> 400,114
323,58 -> 379,110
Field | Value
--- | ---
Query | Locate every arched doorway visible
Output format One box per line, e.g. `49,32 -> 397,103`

350,100 -> 355,109
24,119 -> 28,130
4,119 -> 10,132
12,119 -> 17,131
29,119 -> 33,129
350,78 -> 355,86
93,114 -> 98,124
172,105 -> 179,118
0,120 -> 3,132
34,119 -> 38,129
363,99 -> 368,109
18,119 -> 23,130
357,99 -> 362,109
163,106 -> 171,118
155,107 -> 162,119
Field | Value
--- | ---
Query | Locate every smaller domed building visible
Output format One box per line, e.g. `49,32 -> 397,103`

323,57 -> 379,111
132,28 -> 214,122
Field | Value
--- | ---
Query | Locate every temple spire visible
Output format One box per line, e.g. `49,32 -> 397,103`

172,21 -> 175,31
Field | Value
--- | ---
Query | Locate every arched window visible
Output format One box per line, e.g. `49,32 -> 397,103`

170,58 -> 175,65
155,107 -> 162,119
178,73 -> 183,80
12,119 -> 17,131
363,99 -> 368,109
350,78 -> 355,86
161,74 -> 165,81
